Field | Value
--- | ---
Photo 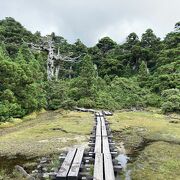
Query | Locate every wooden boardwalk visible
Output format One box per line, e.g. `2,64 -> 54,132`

56,110 -> 119,180
56,147 -> 84,180
92,112 -> 116,180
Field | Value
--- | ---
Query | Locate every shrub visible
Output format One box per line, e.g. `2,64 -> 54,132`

161,89 -> 180,113
96,91 -> 119,110
144,93 -> 162,107
77,98 -> 95,108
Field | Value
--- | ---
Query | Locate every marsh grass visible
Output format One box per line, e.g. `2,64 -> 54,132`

131,141 -> 180,180
109,111 -> 180,180
109,111 -> 180,145
0,110 -> 93,157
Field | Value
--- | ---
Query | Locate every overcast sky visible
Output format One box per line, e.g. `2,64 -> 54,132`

0,0 -> 179,46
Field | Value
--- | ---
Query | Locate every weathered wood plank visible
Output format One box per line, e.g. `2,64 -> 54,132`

56,148 -> 77,179
99,112 -> 103,116
101,117 -> 107,137
94,136 -> 101,153
103,111 -> 113,116
93,153 -> 103,180
96,117 -> 101,136
68,148 -> 84,179
104,153 -> 115,180
95,112 -> 100,116
102,136 -> 110,154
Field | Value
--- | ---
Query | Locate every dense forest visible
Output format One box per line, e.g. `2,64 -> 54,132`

0,17 -> 179,122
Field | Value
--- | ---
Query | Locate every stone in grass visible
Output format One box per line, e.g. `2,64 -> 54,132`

42,167 -> 48,172
43,173 -> 49,178
37,164 -> 42,169
49,172 -> 57,179
32,169 -> 38,174
40,157 -> 49,164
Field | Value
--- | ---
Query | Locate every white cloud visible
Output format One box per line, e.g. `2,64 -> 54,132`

0,0 -> 179,46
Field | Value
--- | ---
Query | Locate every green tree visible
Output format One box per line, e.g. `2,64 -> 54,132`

138,61 -> 149,87
96,37 -> 117,54
0,17 -> 36,56
141,29 -> 161,69
69,55 -> 97,107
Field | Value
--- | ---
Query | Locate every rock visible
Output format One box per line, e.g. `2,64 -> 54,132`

42,167 -> 48,172
15,165 -> 35,180
40,156 -> 51,164
59,155 -> 66,160
32,169 -> 38,174
37,164 -> 42,169
49,172 -> 57,179
51,167 -> 58,172
43,173 -> 49,178
37,173 -> 43,179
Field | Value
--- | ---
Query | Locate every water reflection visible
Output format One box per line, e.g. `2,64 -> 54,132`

115,154 -> 131,180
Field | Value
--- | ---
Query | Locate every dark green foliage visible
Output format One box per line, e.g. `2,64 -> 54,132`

109,77 -> 147,109
0,42 -> 46,121
0,17 -> 179,121
45,80 -> 75,110
144,93 -> 162,107
138,61 -> 149,87
161,89 -> 180,113
96,37 -> 117,54
0,17 -> 37,57
69,55 -> 97,108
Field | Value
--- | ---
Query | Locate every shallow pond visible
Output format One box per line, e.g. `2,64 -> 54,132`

115,154 -> 131,180
0,155 -> 38,174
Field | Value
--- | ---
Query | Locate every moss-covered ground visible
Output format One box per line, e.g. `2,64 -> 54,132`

109,111 -> 180,180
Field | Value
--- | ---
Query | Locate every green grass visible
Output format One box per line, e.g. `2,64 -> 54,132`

131,141 -> 180,180
108,111 -> 180,180
0,110 -> 93,157
109,111 -> 180,149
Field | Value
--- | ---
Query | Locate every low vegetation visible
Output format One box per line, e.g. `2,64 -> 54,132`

109,111 -> 180,179
0,110 -> 93,157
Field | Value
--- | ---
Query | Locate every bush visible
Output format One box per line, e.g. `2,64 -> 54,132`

0,102 -> 24,122
109,77 -> 147,109
161,89 -> 180,113
61,99 -> 77,110
77,98 -> 95,108
96,91 -> 119,110
144,93 -> 162,107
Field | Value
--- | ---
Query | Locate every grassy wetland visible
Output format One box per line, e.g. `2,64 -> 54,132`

109,110 -> 180,180
0,110 -> 180,180
0,110 -> 93,179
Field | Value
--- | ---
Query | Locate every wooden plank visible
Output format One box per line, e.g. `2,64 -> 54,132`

99,112 -> 103,116
56,148 -> 77,179
103,111 -> 113,116
95,112 -> 100,116
95,116 -> 102,153
96,117 -> 101,136
104,153 -> 115,180
93,153 -> 103,180
68,148 -> 84,180
102,136 -> 110,154
101,117 -> 107,137
103,111 -> 108,116
94,136 -> 101,153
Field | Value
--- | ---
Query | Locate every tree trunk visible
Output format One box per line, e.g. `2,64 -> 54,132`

55,64 -> 60,81
69,65 -> 72,79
